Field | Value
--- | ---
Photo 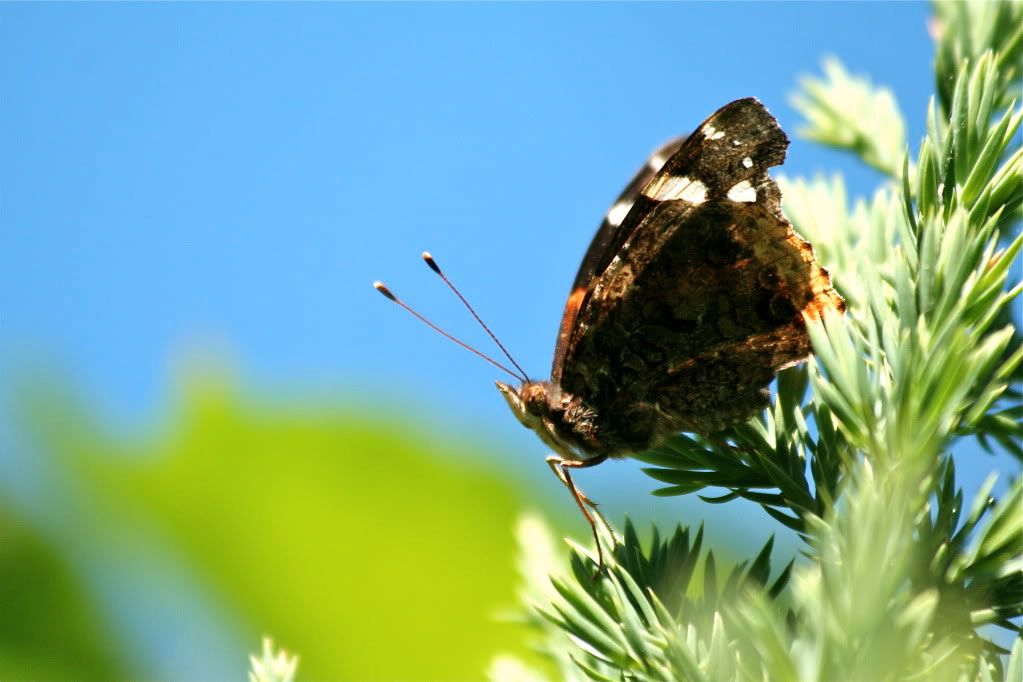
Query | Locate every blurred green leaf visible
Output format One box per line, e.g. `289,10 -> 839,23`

12,373 -> 538,679
0,501 -> 130,679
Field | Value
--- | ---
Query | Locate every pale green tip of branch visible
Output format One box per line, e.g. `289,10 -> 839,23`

249,636 -> 299,682
514,512 -> 565,600
792,56 -> 907,178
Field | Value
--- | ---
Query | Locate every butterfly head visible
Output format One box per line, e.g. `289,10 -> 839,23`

496,380 -> 564,450
497,380 -> 594,461
496,379 -> 549,421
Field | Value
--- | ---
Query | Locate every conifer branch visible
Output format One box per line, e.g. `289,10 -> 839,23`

498,2 -> 1023,679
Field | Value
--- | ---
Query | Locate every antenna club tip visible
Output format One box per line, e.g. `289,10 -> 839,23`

373,281 -> 396,301
422,252 -> 441,273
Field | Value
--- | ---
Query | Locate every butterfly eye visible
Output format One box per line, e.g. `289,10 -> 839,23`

521,383 -> 550,416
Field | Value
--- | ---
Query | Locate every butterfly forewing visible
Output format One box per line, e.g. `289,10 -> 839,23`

551,97 -> 843,450
552,135 -> 687,382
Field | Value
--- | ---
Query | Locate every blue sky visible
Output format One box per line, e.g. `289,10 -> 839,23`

9,2 -> 998,534
2,2 -> 933,416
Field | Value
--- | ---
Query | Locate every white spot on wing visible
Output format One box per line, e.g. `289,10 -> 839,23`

742,157 -> 753,168
679,179 -> 708,203
606,199 -> 633,227
643,175 -> 707,203
727,180 -> 757,203
703,124 -> 725,141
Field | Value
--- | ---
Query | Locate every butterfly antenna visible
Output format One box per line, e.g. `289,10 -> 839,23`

421,252 -> 530,382
373,281 -> 525,382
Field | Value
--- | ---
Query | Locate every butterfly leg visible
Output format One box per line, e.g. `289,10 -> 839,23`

545,454 -> 612,570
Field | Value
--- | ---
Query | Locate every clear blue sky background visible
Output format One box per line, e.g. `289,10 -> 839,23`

9,1 -> 1007,537
6,1 -> 1011,559
2,2 -> 934,425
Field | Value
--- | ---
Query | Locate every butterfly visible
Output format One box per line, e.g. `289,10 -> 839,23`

495,98 -> 843,563
377,98 -> 844,567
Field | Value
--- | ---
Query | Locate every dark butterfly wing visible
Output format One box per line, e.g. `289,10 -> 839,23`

551,136 -> 686,382
552,98 -> 785,387
570,136 -> 689,294
553,98 -> 843,449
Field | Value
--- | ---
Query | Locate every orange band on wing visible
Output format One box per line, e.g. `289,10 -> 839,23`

552,286 -> 587,381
